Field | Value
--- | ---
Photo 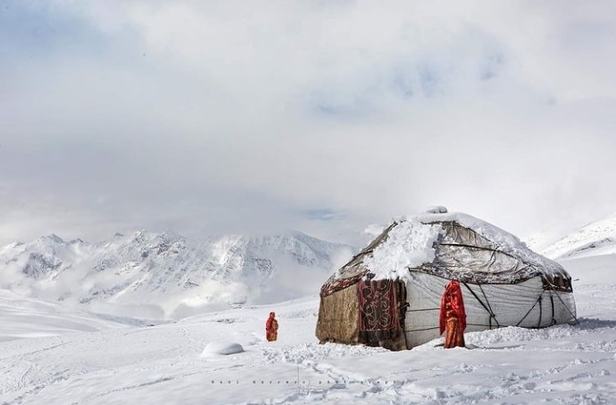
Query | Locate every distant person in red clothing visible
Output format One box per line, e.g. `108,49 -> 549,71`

266,312 -> 278,342
439,280 -> 466,348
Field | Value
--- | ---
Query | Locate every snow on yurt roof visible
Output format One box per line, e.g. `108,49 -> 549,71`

415,210 -> 565,276
362,219 -> 441,282
323,208 -> 570,295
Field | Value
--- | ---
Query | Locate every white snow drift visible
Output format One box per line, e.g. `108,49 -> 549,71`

201,341 -> 245,357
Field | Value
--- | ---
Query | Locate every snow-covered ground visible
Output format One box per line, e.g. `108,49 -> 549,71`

0,251 -> 614,404
0,289 -> 150,342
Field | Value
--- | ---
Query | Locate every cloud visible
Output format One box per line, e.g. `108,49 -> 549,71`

1,0 -> 616,246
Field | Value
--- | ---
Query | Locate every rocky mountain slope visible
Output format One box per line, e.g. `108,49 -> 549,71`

540,213 -> 616,260
0,231 -> 353,319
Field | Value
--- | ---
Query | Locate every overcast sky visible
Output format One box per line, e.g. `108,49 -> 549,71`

1,0 -> 616,246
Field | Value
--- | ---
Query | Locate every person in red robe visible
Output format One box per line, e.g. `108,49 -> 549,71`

266,312 -> 278,342
439,280 -> 466,348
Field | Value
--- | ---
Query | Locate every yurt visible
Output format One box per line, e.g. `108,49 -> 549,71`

315,207 -> 576,350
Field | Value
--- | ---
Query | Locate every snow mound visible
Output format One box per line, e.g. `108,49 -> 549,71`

364,219 -> 441,281
201,341 -> 244,357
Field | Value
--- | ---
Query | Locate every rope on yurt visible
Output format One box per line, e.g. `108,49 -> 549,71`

515,295 -> 542,327
549,293 -> 556,325
537,295 -> 543,327
409,323 -> 501,331
461,282 -> 499,329
407,307 -> 440,312
407,326 -> 440,332
553,290 -> 578,324
478,283 -> 500,329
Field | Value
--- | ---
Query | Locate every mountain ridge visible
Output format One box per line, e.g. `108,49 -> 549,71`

0,230 -> 353,319
539,213 -> 616,260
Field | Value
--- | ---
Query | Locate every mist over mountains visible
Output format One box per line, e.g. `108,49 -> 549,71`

0,230 -> 353,319
538,213 -> 616,260
2,209 -> 615,321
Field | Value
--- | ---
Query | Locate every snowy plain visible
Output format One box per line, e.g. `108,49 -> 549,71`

0,253 -> 614,404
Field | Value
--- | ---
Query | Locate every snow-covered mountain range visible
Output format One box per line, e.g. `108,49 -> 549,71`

0,231 -> 353,319
2,211 -> 613,322
538,213 -> 616,260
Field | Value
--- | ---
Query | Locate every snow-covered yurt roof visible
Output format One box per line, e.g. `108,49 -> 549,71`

321,208 -> 571,296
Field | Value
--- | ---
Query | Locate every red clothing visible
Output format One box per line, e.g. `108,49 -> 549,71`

444,309 -> 466,348
266,313 -> 278,342
439,280 -> 466,348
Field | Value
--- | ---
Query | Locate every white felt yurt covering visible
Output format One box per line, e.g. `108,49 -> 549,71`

316,208 -> 576,350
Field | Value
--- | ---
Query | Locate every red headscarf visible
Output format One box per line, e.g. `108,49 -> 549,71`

439,280 -> 466,334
